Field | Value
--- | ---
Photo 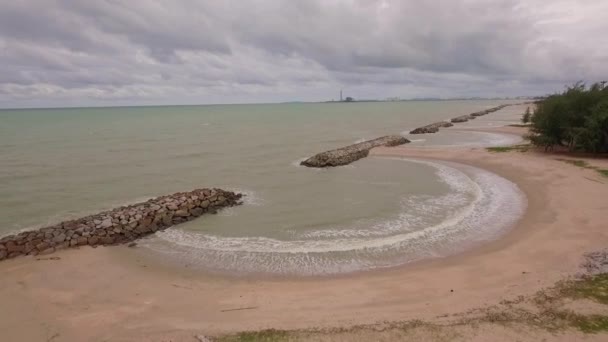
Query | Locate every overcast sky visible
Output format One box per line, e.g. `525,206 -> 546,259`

1,0 -> 607,108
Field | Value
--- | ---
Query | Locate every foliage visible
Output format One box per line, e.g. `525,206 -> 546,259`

522,107 -> 532,124
486,144 -> 530,153
529,82 -> 608,152
217,329 -> 289,342
556,158 -> 608,178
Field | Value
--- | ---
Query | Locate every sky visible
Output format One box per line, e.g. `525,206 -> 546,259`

1,0 -> 607,108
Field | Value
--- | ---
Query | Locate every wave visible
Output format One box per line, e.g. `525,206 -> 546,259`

140,159 -> 526,275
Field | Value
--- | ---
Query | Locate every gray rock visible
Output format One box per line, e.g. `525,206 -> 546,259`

36,241 -> 50,251
99,219 -> 113,229
39,247 -> 55,255
190,208 -> 204,216
174,209 -> 190,217
6,242 -> 24,253
52,233 -> 67,243
100,236 -> 114,244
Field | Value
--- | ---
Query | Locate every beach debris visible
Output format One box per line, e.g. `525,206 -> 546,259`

0,188 -> 243,261
301,135 -> 409,168
127,242 -> 137,248
221,306 -> 259,312
36,257 -> 61,261
195,335 -> 212,342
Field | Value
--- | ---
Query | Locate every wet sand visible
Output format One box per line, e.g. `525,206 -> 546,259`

2,126 -> 608,341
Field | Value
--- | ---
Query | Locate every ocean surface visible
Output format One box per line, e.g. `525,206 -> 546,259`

0,100 -> 527,275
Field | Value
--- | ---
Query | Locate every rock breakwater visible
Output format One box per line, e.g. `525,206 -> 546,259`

409,121 -> 454,134
451,114 -> 476,123
300,135 -> 409,168
410,104 -> 513,134
0,188 -> 242,261
469,104 -> 509,117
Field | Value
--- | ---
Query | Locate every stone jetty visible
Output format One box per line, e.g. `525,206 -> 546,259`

0,188 -> 242,261
300,135 -> 409,168
451,114 -> 476,123
411,104 -> 513,134
470,104 -> 509,117
409,121 -> 454,134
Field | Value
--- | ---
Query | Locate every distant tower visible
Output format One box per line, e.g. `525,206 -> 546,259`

340,89 -> 343,102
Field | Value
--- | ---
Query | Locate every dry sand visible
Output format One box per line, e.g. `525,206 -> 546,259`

2,126 -> 608,341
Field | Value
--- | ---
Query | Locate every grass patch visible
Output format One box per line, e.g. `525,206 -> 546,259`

486,144 -> 530,153
558,274 -> 608,304
558,159 -> 590,168
508,124 -> 531,128
571,314 -> 608,333
556,159 -> 608,178
597,169 -> 608,178
216,329 -> 290,342
214,273 -> 608,340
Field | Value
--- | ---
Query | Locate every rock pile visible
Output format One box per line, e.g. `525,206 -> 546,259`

411,104 -> 514,134
0,188 -> 242,261
469,104 -> 509,117
300,135 -> 410,168
451,114 -> 476,123
409,121 -> 454,134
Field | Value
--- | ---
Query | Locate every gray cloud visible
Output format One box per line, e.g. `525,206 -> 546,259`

0,0 -> 607,107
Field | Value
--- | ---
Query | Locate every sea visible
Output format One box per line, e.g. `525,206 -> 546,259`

0,100 -> 527,275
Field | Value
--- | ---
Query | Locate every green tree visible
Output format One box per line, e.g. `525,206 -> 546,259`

522,107 -> 531,124
529,82 -> 608,152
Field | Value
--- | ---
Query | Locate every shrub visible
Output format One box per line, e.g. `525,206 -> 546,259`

522,107 -> 532,124
529,82 -> 608,152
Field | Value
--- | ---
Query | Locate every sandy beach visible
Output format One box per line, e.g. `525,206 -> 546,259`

2,126 -> 608,341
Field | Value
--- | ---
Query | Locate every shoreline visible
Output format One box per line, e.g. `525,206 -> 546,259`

2,126 -> 608,340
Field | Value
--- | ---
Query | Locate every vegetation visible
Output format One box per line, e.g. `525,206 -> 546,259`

529,82 -> 608,153
213,273 -> 608,340
217,329 -> 289,342
486,144 -> 530,153
521,106 -> 532,124
556,158 -> 608,178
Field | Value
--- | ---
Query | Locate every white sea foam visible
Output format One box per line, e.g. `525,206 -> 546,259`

227,188 -> 266,206
141,158 -> 526,275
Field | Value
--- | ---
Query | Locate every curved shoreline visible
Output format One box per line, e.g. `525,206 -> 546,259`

136,157 -> 525,276
2,126 -> 608,341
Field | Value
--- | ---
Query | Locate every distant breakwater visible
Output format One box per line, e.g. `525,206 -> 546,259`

300,104 -> 519,168
0,188 -> 242,261
410,104 -> 511,134
300,135 -> 409,168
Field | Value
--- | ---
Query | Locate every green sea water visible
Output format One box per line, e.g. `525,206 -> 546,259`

0,100 -> 526,275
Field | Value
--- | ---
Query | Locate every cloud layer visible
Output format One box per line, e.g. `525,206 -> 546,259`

1,0 -> 607,107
